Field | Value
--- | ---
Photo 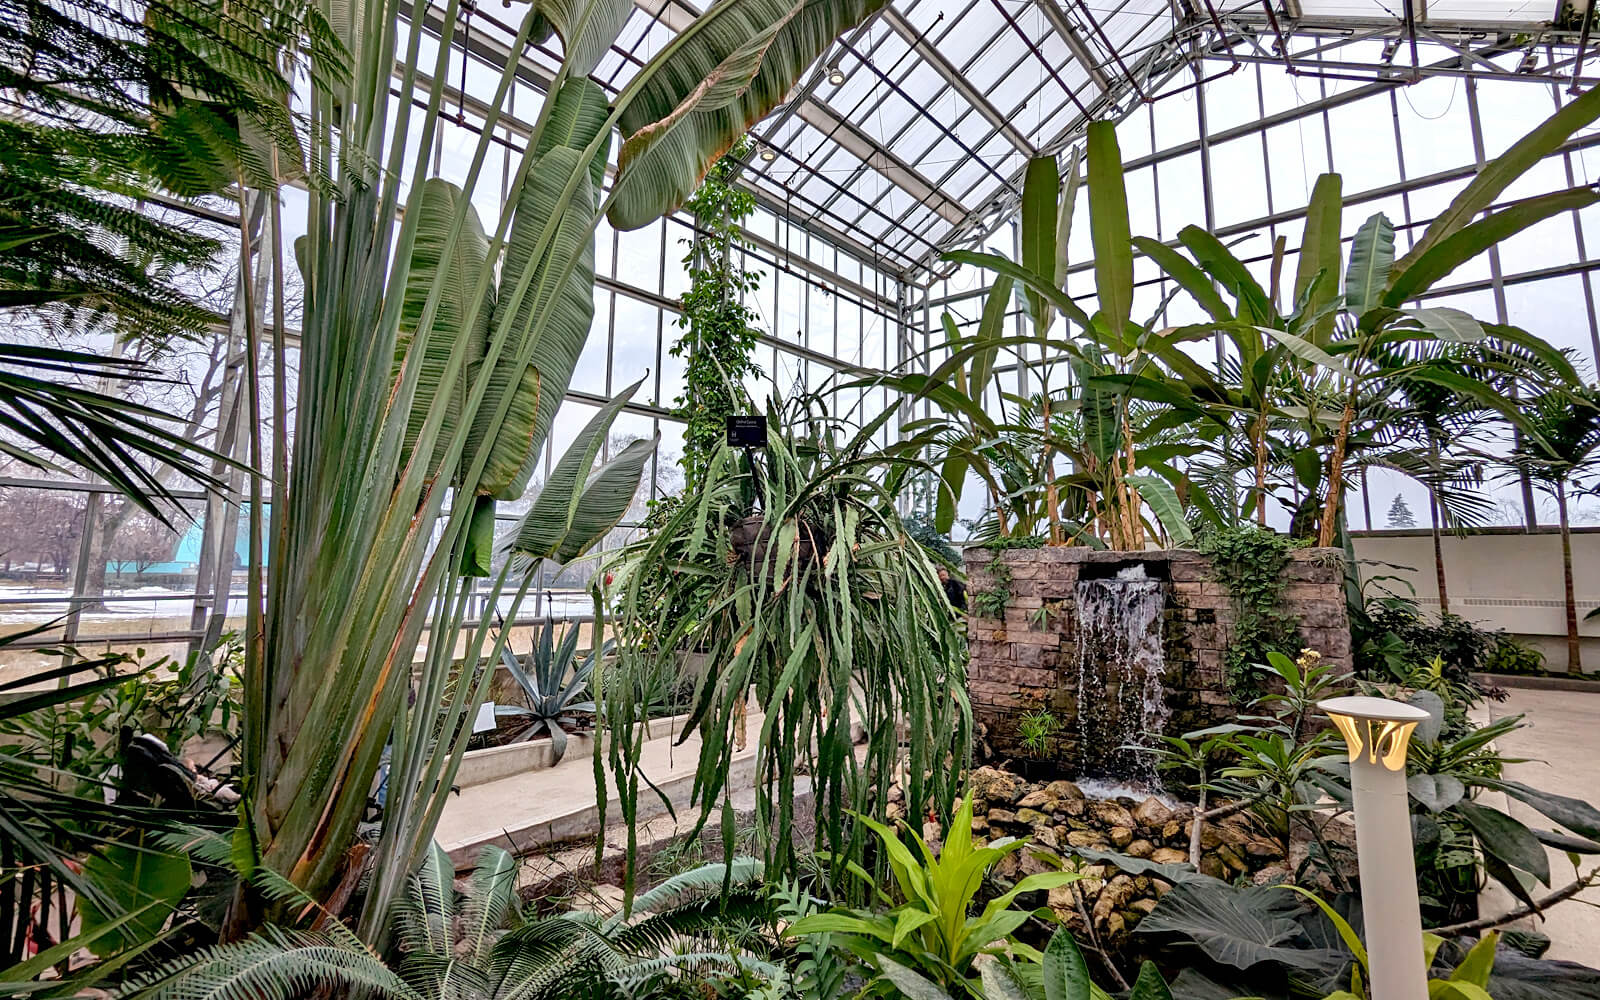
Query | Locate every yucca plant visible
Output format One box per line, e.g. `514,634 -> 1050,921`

237,0 -> 891,941
600,397 -> 970,901
127,844 -> 781,1000
494,618 -> 612,761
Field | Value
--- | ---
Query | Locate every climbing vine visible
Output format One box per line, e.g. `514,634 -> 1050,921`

970,535 -> 1044,620
1196,524 -> 1302,704
671,137 -> 764,490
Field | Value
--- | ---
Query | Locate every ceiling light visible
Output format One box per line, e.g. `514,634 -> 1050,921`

826,64 -> 846,85
758,144 -> 778,162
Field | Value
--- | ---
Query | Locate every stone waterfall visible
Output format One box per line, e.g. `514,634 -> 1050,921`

1072,565 -> 1169,789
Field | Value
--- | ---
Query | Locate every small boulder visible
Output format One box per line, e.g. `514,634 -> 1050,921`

1020,848 -> 1059,876
1067,830 -> 1109,849
972,766 -> 1025,804
1126,839 -> 1155,859
1149,847 -> 1189,865
1127,897 -> 1158,917
1109,826 -> 1134,849
1046,780 -> 1085,802
988,808 -> 1019,826
1161,820 -> 1185,842
1132,797 -> 1173,831
1089,800 -> 1137,829
1198,853 -> 1227,879
1016,808 -> 1048,826
1035,825 -> 1061,850
1017,789 -> 1056,810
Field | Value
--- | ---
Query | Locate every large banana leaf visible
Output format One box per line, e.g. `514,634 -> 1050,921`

471,142 -> 599,499
608,0 -> 891,230
1394,83 -> 1600,277
1085,122 -> 1132,342
1294,173 -> 1342,344
1384,188 -> 1599,306
1343,213 -> 1394,317
510,376 -> 646,559
1021,155 -> 1061,332
394,178 -> 495,475
519,0 -> 635,79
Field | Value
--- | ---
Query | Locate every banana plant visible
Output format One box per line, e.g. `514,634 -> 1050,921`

944,123 -> 1211,549
1293,85 -> 1600,546
242,0 -> 891,941
1127,173 -> 1345,527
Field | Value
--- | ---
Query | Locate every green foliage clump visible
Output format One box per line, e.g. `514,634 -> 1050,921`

968,536 -> 1045,620
1017,708 -> 1062,758
672,137 -> 765,490
1482,633 -> 1554,677
1196,525 -> 1302,704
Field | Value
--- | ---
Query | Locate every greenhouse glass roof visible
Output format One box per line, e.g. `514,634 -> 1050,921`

443,0 -> 1597,282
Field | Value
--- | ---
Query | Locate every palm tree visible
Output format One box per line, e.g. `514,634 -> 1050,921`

1507,386 -> 1600,674
130,846 -> 780,1000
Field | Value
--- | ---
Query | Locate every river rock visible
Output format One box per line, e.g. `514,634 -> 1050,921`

1089,800 -> 1136,829
972,766 -> 1025,804
1017,789 -> 1055,810
1035,825 -> 1060,850
1016,808 -> 1047,826
1046,780 -> 1085,802
1161,819 -> 1185,842
1067,829 -> 1109,849
988,808 -> 1019,827
1149,847 -> 1188,865
1109,826 -> 1134,848
1132,797 -> 1173,830
1126,838 -> 1155,859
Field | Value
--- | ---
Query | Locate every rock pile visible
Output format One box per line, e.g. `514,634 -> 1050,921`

960,766 -> 1290,942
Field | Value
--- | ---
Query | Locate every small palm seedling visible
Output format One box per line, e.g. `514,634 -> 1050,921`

494,618 -> 612,762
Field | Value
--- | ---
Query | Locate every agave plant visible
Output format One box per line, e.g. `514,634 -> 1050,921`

494,619 -> 612,761
236,0 -> 891,940
128,845 -> 781,1000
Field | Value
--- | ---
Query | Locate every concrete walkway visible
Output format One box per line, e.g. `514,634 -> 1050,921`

1482,687 -> 1600,962
434,713 -> 761,869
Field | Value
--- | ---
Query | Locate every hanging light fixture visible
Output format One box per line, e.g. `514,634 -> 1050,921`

758,144 -> 778,162
826,64 -> 846,85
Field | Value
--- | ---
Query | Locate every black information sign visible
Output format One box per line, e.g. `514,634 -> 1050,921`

725,415 -> 767,448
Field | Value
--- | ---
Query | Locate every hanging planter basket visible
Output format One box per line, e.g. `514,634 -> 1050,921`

728,513 -> 831,578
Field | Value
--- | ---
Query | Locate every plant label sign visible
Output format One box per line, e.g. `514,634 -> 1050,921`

726,415 -> 766,448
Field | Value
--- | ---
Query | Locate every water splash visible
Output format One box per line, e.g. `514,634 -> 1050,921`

1073,565 -> 1168,788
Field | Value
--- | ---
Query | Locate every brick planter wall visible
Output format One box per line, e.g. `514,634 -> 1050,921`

962,545 -> 1351,769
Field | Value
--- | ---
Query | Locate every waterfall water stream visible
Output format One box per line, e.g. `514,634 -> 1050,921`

1072,565 -> 1168,788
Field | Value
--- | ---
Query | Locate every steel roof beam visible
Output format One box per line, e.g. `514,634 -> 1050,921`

880,7 -> 1037,156
1031,0 -> 1115,92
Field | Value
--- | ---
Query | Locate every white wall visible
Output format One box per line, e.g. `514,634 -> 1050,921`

1350,527 -> 1600,670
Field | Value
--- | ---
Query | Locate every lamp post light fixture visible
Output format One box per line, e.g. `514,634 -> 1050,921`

826,64 -> 846,85
1318,695 -> 1432,1000
757,144 -> 778,163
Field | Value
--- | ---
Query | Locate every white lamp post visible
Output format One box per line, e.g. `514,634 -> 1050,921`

1317,695 -> 1432,1000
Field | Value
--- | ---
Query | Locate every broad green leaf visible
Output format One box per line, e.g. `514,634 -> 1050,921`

510,377 -> 645,559
1086,121 -> 1132,340
1344,213 -> 1394,316
1451,930 -> 1499,987
609,0 -> 890,229
1022,155 -> 1061,332
1405,307 -> 1484,342
972,274 -> 1015,396
980,959 -> 1031,1000
892,907 -> 937,949
1407,773 -> 1466,813
1133,237 -> 1231,322
1126,473 -> 1192,546
1056,145 -> 1081,292
1395,83 -> 1600,276
877,956 -> 956,1000
1042,926 -> 1094,1000
1456,801 -> 1550,884
1295,173 -> 1342,344
1255,326 -> 1350,376
461,495 -> 497,577
76,840 -> 192,956
1276,884 -> 1366,971
944,250 -> 1092,330
1386,189 -> 1599,306
519,0 -> 634,79
474,143 -> 598,499
1140,881 -> 1338,971
1476,778 -> 1600,840
1177,226 -> 1271,325
546,433 -> 656,563
936,454 -> 967,536
394,178 -> 494,476
535,76 -> 614,190
1129,962 -> 1175,1000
